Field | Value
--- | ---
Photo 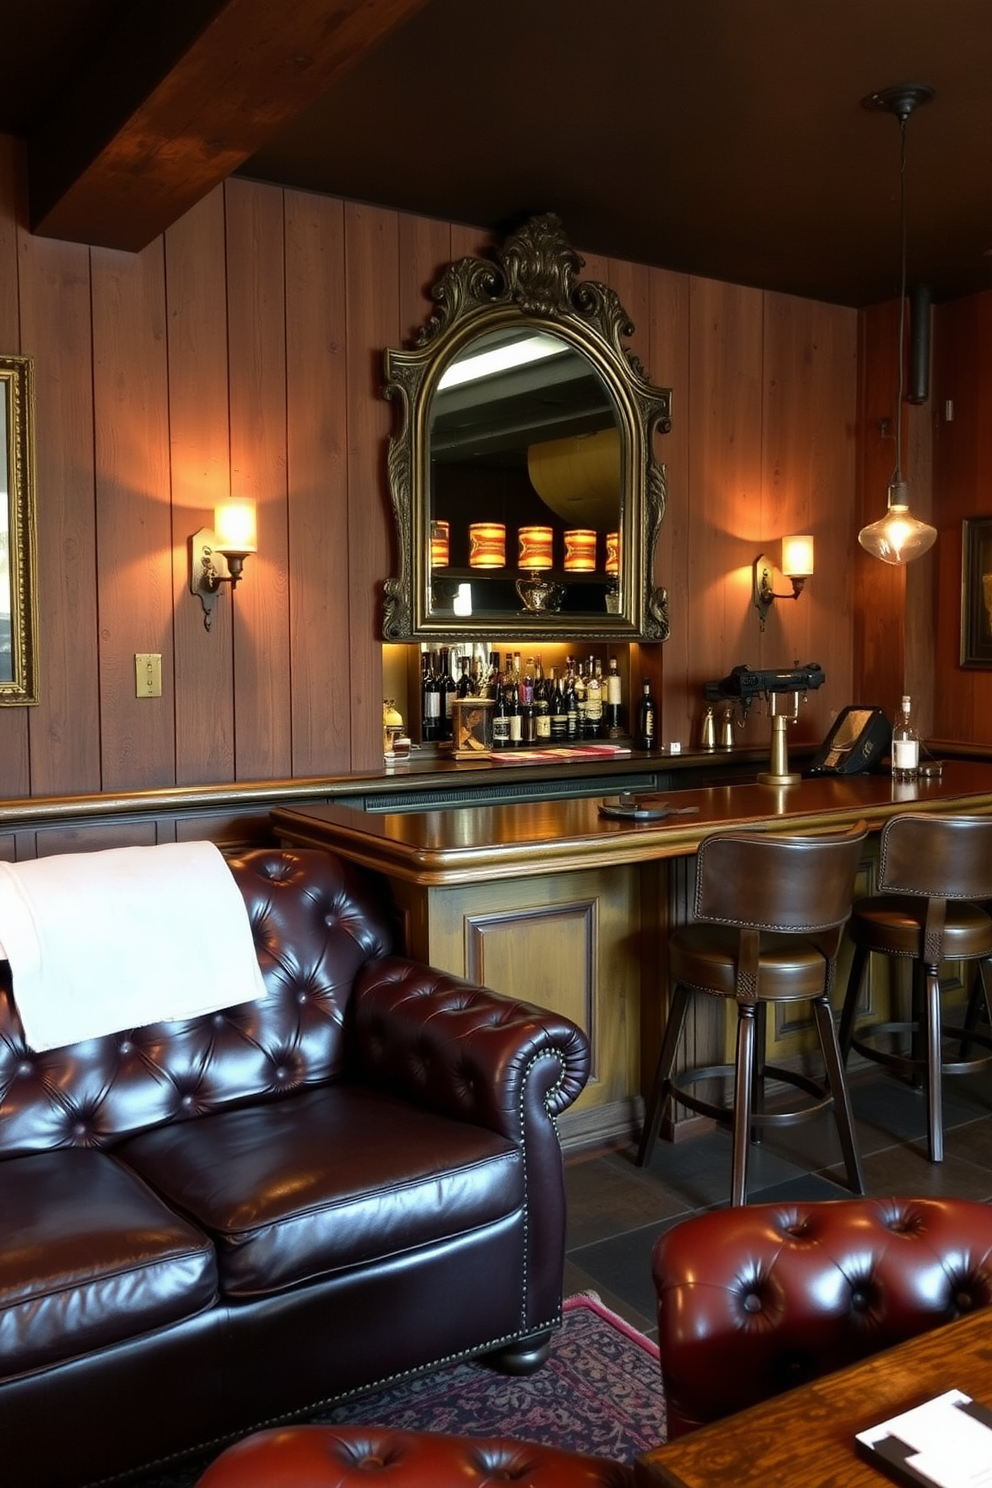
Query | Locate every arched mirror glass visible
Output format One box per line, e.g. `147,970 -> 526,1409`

382,215 -> 672,642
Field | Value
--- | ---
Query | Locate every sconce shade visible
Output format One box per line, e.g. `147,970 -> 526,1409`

430,520 -> 450,568
781,534 -> 814,578
213,500 -> 257,555
518,525 -> 554,570
468,522 -> 506,568
858,485 -> 937,565
564,529 -> 597,571
605,531 -> 620,575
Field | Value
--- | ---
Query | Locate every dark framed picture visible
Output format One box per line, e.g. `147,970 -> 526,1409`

961,517 -> 992,668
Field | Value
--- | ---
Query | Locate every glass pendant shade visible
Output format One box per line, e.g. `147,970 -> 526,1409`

858,480 -> 937,566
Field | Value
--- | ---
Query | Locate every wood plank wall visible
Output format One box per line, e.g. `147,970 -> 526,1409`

0,130 -> 871,834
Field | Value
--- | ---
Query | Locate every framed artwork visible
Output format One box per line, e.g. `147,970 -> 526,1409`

961,516 -> 992,668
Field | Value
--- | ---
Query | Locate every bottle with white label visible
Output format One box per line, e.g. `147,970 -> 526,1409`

891,694 -> 920,782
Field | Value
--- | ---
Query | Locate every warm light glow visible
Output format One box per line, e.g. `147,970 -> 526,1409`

564,529 -> 597,571
605,531 -> 620,576
858,485 -> 937,566
781,534 -> 814,578
430,519 -> 450,568
213,500 -> 257,554
468,522 -> 506,568
518,525 -> 554,571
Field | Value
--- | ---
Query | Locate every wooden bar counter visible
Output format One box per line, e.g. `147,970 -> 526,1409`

273,763 -> 992,1149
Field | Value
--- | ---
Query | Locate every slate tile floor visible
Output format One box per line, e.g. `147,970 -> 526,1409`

563,1065 -> 992,1340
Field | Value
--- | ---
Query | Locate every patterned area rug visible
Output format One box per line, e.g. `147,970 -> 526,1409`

121,1294 -> 666,1486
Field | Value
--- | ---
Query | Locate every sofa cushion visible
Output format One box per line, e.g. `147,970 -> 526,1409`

0,1148 -> 218,1379
117,1084 -> 524,1298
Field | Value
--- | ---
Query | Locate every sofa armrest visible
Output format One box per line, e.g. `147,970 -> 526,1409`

350,955 -> 590,1137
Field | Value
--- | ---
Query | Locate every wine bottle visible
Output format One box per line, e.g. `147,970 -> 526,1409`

605,657 -> 624,738
456,655 -> 473,698
506,679 -> 522,746
421,650 -> 442,742
491,674 -> 510,750
549,668 -> 568,741
585,657 -> 604,738
891,694 -> 920,781
533,657 -> 551,741
564,657 -> 579,740
437,647 -> 456,741
636,679 -> 658,751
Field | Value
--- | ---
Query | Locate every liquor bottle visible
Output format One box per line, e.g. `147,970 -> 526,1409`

485,652 -> 501,698
636,679 -> 658,751
573,659 -> 588,736
437,647 -> 456,740
549,668 -> 568,741
533,657 -> 551,741
585,657 -> 604,737
564,657 -> 579,739
456,656 -> 473,698
506,679 -> 522,746
605,657 -> 624,738
421,650 -> 442,742
891,694 -> 920,781
491,675 -> 510,750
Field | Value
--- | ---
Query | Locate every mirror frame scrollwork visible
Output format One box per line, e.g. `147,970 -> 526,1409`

0,354 -> 39,705
381,214 -> 672,642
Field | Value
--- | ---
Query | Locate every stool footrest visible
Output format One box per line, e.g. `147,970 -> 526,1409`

852,1020 -> 992,1079
670,1062 -> 834,1128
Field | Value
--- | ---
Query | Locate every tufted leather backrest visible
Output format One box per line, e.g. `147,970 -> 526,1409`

652,1197 -> 992,1438
0,847 -> 394,1158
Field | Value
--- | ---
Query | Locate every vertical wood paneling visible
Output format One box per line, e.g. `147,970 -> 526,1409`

284,189 -> 350,776
90,240 -> 175,790
224,178 -> 292,781
17,230 -> 100,793
686,276 -> 765,746
760,292 -> 857,739
344,203 -> 399,771
0,137 -> 30,796
166,191 -> 234,784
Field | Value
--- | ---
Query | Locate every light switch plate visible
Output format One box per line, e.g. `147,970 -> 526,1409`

135,653 -> 162,698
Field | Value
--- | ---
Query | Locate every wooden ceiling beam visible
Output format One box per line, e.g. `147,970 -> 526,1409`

28,0 -> 431,251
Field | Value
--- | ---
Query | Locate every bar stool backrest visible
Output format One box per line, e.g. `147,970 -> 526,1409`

694,821 -> 868,934
878,813 -> 992,901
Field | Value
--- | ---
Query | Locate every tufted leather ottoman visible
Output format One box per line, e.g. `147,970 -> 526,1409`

652,1196 -> 992,1438
192,1425 -> 636,1486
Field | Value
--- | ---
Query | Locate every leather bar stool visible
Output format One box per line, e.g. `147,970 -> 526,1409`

637,820 -> 868,1205
838,812 -> 992,1162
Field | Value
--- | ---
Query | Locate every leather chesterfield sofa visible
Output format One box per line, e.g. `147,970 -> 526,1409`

0,847 -> 590,1488
652,1196 -> 992,1438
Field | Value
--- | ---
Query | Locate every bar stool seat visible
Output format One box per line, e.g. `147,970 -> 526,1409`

637,820 -> 868,1205
839,813 -> 992,1163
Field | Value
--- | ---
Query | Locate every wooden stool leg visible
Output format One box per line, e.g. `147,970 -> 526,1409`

813,992 -> 865,1194
637,983 -> 692,1167
923,961 -> 944,1163
731,1004 -> 756,1207
839,944 -> 869,1059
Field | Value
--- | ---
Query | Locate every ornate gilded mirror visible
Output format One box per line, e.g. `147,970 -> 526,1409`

382,215 -> 672,641
0,354 -> 38,704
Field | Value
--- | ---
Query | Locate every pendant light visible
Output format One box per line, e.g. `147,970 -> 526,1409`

857,83 -> 938,566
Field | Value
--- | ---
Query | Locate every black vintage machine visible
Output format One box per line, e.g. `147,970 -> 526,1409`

703,661 -> 826,784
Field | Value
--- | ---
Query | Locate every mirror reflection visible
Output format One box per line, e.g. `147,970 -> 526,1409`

382,214 -> 672,642
428,328 -> 622,619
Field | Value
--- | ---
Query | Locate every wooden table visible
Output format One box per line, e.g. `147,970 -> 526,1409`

636,1306 -> 992,1487
272,764 -> 992,1148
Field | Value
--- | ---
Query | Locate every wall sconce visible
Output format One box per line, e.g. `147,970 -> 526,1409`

564,529 -> 597,571
468,522 -> 506,568
189,499 -> 257,631
753,535 -> 814,630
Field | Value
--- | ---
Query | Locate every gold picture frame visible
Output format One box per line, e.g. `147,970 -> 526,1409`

0,354 -> 38,704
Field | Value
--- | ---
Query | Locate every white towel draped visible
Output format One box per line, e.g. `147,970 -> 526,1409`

0,841 -> 267,1052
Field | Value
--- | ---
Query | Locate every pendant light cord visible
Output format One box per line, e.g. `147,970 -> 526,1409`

892,113 -> 908,497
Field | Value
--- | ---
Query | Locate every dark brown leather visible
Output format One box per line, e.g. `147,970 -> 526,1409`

193,1425 -> 636,1487
839,814 -> 992,1163
653,1196 -> 992,1439
638,822 -> 867,1202
0,847 -> 590,1488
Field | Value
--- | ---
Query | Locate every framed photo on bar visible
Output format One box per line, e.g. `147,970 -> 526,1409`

961,516 -> 992,668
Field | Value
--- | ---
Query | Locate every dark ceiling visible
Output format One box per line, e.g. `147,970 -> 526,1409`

4,0 -> 992,308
